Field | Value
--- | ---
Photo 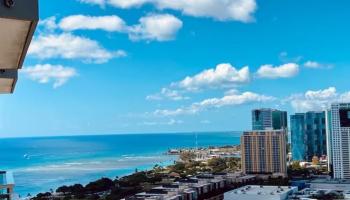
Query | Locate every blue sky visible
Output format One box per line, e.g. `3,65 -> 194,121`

1,0 -> 350,137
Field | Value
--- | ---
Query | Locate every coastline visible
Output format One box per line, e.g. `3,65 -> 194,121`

14,154 -> 178,197
28,144 -> 243,200
0,133 -> 241,197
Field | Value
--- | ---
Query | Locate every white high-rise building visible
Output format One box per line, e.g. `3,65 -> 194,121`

327,103 -> 350,179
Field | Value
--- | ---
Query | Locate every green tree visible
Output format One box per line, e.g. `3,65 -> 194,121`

207,158 -> 227,173
179,151 -> 196,162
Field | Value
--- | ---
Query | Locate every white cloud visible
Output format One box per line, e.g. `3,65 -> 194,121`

40,14 -> 183,42
304,61 -> 320,68
79,0 -> 105,7
154,90 -> 275,116
175,64 -> 250,91
146,88 -> 189,101
305,87 -> 337,100
193,90 -> 275,108
28,33 -> 126,63
128,14 -> 183,41
141,118 -> 184,126
79,0 -> 257,22
156,0 -> 257,22
147,64 -> 250,101
59,15 -> 126,32
256,63 -> 299,79
38,16 -> 58,32
22,64 -> 78,88
288,87 -> 350,112
278,51 -> 302,63
304,61 -> 333,69
108,0 -> 150,8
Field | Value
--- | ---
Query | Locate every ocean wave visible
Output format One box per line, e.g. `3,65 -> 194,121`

14,155 -> 176,173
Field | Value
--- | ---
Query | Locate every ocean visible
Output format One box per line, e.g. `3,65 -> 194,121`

0,132 -> 241,197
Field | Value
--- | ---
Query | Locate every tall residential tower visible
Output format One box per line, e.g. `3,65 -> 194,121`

291,112 -> 327,161
327,103 -> 350,179
241,130 -> 287,177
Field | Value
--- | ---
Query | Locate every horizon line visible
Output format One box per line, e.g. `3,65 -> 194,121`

0,130 -> 244,140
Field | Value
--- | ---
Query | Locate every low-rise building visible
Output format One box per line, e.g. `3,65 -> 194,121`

309,179 -> 350,191
0,171 -> 14,200
127,173 -> 251,200
224,185 -> 297,200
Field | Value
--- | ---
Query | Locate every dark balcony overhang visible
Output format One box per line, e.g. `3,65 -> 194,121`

0,0 -> 38,93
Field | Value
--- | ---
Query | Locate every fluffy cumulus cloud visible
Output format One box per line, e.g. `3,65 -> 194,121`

59,15 -> 126,32
175,64 -> 250,91
256,63 -> 299,79
287,87 -> 350,112
154,90 -> 275,116
28,33 -> 126,63
79,0 -> 257,22
41,14 -> 182,42
147,64 -> 250,101
128,14 -> 183,41
22,64 -> 78,88
156,0 -> 257,22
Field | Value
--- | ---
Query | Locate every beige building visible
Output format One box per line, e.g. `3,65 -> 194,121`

241,130 -> 287,177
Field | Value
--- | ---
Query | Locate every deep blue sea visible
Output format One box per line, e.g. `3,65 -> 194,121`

0,132 -> 241,197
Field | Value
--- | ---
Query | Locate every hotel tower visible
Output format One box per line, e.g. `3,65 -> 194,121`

326,103 -> 350,179
241,129 -> 288,177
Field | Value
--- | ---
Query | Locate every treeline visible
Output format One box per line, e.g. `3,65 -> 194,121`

31,171 -> 163,200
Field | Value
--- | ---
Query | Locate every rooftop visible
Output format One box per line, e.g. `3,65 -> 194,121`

310,178 -> 350,184
0,171 -> 14,186
225,185 -> 296,196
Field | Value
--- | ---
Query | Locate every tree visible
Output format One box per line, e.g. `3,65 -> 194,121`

179,151 -> 196,162
56,185 -> 70,194
290,161 -> 301,170
85,178 -> 114,194
207,158 -> 227,173
170,162 -> 186,173
312,156 -> 319,165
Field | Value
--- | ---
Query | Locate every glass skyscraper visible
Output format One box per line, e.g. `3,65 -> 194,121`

252,108 -> 288,130
290,111 -> 326,161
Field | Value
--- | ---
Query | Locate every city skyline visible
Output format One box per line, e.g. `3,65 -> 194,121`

1,0 -> 350,137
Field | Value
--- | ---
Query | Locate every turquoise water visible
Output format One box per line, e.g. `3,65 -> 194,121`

0,132 -> 241,197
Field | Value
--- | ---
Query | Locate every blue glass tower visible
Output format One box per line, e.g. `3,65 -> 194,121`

291,111 -> 327,161
252,108 -> 288,130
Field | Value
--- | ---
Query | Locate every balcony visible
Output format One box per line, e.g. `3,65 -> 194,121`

0,0 -> 38,93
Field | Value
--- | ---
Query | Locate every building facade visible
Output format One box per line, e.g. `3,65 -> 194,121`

241,130 -> 287,176
0,171 -> 14,200
327,103 -> 350,179
252,109 -> 288,130
291,112 -> 327,161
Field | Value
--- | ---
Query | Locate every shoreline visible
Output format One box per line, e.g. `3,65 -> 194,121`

14,154 -> 178,198
20,144 -> 241,199
28,145 -> 243,200
0,133 -> 241,198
